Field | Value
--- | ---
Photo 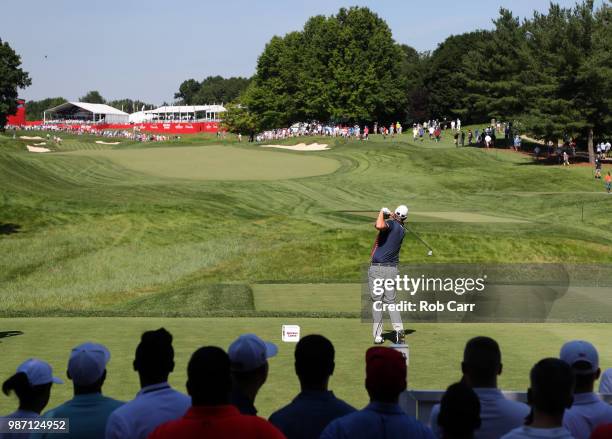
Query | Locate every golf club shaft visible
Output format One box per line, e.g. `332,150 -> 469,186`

403,224 -> 434,253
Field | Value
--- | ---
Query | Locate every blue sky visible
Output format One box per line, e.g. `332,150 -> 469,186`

2,0 -> 590,104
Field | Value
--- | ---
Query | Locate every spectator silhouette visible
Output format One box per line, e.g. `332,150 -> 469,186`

1,359 -> 62,439
148,346 -> 284,439
35,343 -> 123,439
560,341 -> 612,439
269,335 -> 355,439
320,346 -> 433,439
598,369 -> 612,394
228,334 -> 277,415
438,382 -> 481,439
429,337 -> 529,439
501,358 -> 574,439
105,328 -> 190,439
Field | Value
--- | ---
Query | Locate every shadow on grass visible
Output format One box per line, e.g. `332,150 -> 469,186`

0,331 -> 24,342
0,224 -> 21,235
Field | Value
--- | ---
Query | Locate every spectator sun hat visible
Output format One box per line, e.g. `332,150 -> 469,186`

228,334 -> 278,372
68,342 -> 111,386
17,359 -> 63,386
560,340 -> 599,374
366,347 -> 407,396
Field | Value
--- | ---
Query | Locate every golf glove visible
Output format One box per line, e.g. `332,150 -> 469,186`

381,207 -> 391,215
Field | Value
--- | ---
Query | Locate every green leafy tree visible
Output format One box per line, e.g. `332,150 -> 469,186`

0,39 -> 31,130
423,31 -> 491,122
174,79 -> 200,105
222,103 -> 259,136
457,9 -> 532,123
107,98 -> 154,113
25,97 -> 66,120
244,7 -> 407,128
400,44 -> 429,123
79,90 -> 105,104
522,1 -> 611,161
194,76 -> 250,104
175,77 -> 250,105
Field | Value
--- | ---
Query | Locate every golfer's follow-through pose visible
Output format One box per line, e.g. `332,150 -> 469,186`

369,205 -> 408,344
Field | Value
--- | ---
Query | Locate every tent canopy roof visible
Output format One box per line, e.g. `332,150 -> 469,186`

45,102 -> 128,115
144,105 -> 226,114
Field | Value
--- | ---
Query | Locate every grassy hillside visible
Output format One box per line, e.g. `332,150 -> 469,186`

0,130 -> 610,316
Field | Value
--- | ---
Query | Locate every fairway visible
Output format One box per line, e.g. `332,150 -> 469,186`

63,145 -> 340,180
1,318 -> 611,418
344,210 -> 530,223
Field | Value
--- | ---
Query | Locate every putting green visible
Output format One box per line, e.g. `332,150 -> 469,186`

63,145 -> 340,180
344,211 -> 528,223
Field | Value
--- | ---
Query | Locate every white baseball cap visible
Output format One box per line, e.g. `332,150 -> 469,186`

16,359 -> 63,386
68,342 -> 110,386
228,334 -> 278,372
560,340 -> 599,374
395,205 -> 409,220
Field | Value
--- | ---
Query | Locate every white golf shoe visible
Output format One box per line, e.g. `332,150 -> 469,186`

374,335 -> 384,344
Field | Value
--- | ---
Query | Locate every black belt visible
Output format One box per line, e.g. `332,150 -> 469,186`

370,263 -> 398,267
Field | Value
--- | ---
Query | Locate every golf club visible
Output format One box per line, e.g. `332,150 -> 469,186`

389,212 -> 434,256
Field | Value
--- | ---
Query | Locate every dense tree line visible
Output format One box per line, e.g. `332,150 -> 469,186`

224,1 -> 610,159
175,76 -> 250,105
2,1 -> 610,154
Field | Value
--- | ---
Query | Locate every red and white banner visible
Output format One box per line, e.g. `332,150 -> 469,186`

22,121 -> 221,134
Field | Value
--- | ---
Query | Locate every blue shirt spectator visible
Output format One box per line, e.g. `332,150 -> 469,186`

269,390 -> 355,439
105,382 -> 190,439
322,347 -> 432,439
1,359 -> 63,439
36,393 -> 123,439
105,328 -> 189,439
33,342 -> 122,439
269,335 -> 355,439
429,388 -> 529,439
321,401 -> 434,439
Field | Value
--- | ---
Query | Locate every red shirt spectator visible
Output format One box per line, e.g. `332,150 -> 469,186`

148,405 -> 285,439
590,424 -> 612,439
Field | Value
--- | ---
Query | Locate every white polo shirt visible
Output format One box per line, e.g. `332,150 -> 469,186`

562,392 -> 612,439
501,426 -> 574,439
429,388 -> 530,439
105,382 -> 190,439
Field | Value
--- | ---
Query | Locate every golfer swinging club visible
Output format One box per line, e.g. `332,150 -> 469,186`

369,205 -> 408,345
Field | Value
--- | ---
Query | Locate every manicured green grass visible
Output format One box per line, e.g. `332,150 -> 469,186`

0,129 -> 612,316
0,129 -> 611,417
0,129 -> 611,315
62,145 -> 340,181
1,318 -> 611,418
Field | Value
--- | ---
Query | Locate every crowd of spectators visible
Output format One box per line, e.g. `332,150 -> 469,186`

13,125 -> 175,143
2,331 -> 612,439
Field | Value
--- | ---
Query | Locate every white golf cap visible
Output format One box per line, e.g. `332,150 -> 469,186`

228,334 -> 278,372
560,340 -> 599,374
68,342 -> 111,386
16,359 -> 63,386
395,205 -> 409,220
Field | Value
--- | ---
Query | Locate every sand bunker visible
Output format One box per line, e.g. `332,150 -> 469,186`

261,143 -> 329,151
33,142 -> 47,146
95,141 -> 121,145
27,145 -> 51,153
20,136 -> 44,140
